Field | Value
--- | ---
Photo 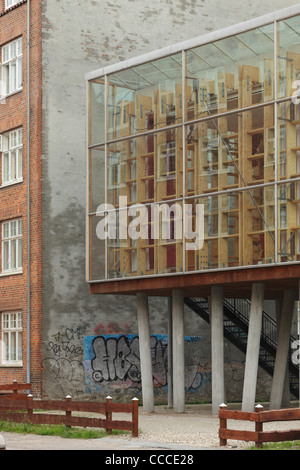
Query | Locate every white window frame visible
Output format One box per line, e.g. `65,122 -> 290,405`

1,219 -> 23,274
1,38 -> 22,97
1,128 -> 23,186
5,0 -> 23,10
1,312 -> 23,365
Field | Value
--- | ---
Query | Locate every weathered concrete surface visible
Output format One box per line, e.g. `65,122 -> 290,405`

41,0 -> 300,401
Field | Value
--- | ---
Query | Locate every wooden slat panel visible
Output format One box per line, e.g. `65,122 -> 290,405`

29,414 -> 65,426
0,383 -> 30,391
64,415 -> 107,429
219,428 -> 259,442
219,409 -> 258,422
260,430 -> 300,443
31,399 -> 106,414
0,412 -> 28,423
258,409 -> 300,423
0,398 -> 28,409
0,394 -> 28,400
107,402 -> 133,413
67,401 -> 106,414
106,420 -> 133,432
29,400 -> 68,411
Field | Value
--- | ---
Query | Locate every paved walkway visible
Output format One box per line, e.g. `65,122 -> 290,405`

0,432 -> 215,451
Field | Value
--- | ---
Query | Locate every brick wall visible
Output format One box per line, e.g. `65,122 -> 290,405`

0,0 -> 42,395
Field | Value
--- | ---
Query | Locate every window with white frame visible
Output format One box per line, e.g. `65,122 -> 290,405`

1,38 -> 22,96
1,312 -> 22,364
2,219 -> 22,273
0,128 -> 23,185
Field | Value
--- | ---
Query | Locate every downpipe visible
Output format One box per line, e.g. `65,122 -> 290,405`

26,0 -> 31,385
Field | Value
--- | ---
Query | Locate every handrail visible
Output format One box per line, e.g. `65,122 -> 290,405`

185,297 -> 299,398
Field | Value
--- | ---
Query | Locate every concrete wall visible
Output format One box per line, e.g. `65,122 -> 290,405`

41,0 -> 299,401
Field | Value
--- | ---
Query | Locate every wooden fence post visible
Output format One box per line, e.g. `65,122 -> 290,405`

132,397 -> 139,438
13,380 -> 18,396
219,403 -> 228,446
65,395 -> 72,428
106,396 -> 112,435
27,394 -> 33,424
255,404 -> 263,448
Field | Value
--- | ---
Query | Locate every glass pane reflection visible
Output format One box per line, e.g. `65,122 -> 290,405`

185,105 -> 275,196
278,15 -> 300,98
107,54 -> 182,140
185,187 -> 275,272
186,24 -> 274,120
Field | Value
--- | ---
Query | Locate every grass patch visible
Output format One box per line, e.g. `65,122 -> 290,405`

249,440 -> 300,450
0,420 -> 129,440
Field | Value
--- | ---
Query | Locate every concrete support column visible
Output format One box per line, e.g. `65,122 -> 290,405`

275,298 -> 290,408
242,283 -> 265,412
136,293 -> 154,412
211,286 -> 225,415
167,297 -> 173,408
172,290 -> 185,413
270,289 -> 297,410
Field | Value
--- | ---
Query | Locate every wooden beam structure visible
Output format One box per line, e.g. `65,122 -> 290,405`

90,263 -> 300,299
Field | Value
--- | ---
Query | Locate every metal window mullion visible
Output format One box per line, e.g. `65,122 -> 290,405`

86,81 -> 91,282
182,49 -> 186,273
104,74 -> 108,280
274,19 -> 279,264
90,121 -> 183,148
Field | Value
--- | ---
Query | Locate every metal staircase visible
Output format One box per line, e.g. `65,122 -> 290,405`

184,297 -> 299,398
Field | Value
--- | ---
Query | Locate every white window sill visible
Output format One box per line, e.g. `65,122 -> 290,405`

0,270 -> 23,277
0,362 -> 23,368
0,178 -> 23,188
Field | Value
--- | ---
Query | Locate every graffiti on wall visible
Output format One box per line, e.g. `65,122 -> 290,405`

42,326 -> 248,400
83,334 -> 210,393
94,321 -> 130,336
42,326 -> 87,398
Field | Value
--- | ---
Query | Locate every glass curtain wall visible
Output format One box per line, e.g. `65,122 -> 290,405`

87,12 -> 300,281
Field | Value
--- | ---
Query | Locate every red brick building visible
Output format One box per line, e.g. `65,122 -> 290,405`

0,0 -> 42,395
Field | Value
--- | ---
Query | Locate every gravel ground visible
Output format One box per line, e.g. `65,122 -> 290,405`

1,403 -> 300,450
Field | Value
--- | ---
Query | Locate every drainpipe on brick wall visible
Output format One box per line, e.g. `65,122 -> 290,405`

26,0 -> 31,385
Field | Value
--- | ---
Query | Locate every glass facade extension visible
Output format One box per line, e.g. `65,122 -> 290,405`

87,10 -> 300,282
